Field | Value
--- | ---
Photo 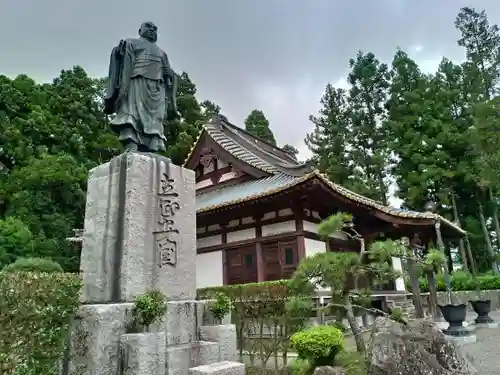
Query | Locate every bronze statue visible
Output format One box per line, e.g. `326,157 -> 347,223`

104,21 -> 179,152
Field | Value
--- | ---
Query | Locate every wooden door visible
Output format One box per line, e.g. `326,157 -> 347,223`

262,242 -> 282,281
225,246 -> 258,285
261,239 -> 299,281
279,240 -> 298,279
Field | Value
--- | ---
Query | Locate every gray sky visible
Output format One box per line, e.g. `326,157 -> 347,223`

1,0 -> 499,161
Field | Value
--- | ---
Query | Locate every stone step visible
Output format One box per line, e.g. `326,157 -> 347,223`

166,341 -> 221,375
189,361 -> 245,375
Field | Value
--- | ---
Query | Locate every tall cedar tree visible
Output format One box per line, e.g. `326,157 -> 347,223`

305,85 -> 354,189
346,51 -> 391,204
455,7 -> 500,270
384,50 -> 437,210
244,109 -> 277,146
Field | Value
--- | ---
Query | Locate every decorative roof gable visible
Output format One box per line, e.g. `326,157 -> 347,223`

184,115 -> 313,178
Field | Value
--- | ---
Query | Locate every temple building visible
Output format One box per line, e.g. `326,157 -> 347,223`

185,116 -> 466,291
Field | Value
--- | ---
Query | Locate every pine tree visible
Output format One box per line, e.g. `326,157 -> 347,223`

244,109 -> 277,145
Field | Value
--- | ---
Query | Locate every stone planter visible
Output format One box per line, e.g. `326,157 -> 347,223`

438,304 -> 469,336
470,299 -> 494,324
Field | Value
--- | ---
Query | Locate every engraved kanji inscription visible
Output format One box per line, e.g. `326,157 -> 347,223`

158,197 -> 181,223
155,231 -> 178,267
159,173 -> 178,197
155,172 -> 180,268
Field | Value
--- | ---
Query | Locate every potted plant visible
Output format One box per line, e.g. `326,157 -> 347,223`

469,254 -> 495,325
129,289 -> 167,333
207,292 -> 232,324
436,264 -> 469,336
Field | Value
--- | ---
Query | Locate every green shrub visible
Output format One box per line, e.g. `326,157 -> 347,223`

411,271 -> 500,292
197,279 -> 293,301
208,292 -> 232,322
289,358 -> 312,375
0,272 -> 82,374
2,257 -> 64,273
133,289 -> 167,328
290,325 -> 345,367
336,351 -> 367,375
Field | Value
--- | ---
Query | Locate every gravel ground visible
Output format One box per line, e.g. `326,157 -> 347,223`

460,311 -> 500,375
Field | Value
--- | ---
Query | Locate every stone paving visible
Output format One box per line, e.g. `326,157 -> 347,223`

459,310 -> 500,375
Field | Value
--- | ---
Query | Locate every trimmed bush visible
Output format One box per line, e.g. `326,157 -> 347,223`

2,257 -> 64,273
0,272 -> 82,374
198,279 -> 293,300
290,325 -> 345,367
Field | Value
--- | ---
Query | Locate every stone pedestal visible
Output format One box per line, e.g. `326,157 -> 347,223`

121,333 -> 166,375
80,152 -> 196,303
66,152 -> 243,375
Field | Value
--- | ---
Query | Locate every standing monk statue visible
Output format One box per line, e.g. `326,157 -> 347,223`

104,21 -> 179,152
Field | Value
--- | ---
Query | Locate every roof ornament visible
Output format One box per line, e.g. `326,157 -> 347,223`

424,200 -> 437,213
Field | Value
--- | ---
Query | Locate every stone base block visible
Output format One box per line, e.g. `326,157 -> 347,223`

161,300 -> 202,345
189,361 -> 245,375
121,333 -> 165,375
472,322 -> 498,329
66,303 -> 133,375
444,334 -> 477,345
199,325 -> 238,361
166,341 -> 220,375
80,152 -> 196,303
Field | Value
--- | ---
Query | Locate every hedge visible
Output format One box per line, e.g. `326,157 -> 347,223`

418,271 -> 500,292
0,272 -> 82,374
197,279 -> 293,301
199,272 -> 500,300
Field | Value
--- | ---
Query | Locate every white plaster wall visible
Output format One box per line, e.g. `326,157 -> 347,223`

227,228 -> 256,243
303,221 -> 319,233
262,220 -> 295,237
196,179 -> 212,189
197,234 -> 222,249
196,251 -> 223,288
303,220 -> 347,239
304,238 -> 327,257
392,257 -> 406,291
278,208 -> 293,216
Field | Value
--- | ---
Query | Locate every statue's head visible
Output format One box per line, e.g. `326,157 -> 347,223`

139,21 -> 158,43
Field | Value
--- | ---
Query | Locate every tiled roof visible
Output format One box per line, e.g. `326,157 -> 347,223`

197,173 -> 300,212
184,116 -> 312,177
196,169 -> 466,235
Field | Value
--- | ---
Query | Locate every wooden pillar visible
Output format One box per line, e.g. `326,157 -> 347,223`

294,203 -> 306,261
255,215 -> 265,282
221,224 -> 228,285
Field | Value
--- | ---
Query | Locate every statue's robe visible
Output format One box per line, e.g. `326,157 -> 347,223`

104,37 -> 178,152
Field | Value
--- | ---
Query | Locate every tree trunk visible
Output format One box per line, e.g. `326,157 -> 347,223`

450,191 -> 469,271
488,188 -> 500,250
407,256 -> 424,318
426,270 -> 439,319
344,294 -> 366,354
477,194 -> 498,273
